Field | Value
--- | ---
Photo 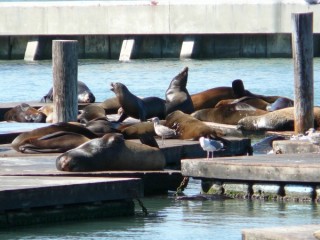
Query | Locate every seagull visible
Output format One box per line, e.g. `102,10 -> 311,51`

152,117 -> 176,145
305,128 -> 320,145
199,136 -> 224,159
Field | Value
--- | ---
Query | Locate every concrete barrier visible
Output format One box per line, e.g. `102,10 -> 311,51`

0,0 -> 320,59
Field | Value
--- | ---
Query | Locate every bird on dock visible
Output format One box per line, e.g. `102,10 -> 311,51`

305,128 -> 320,145
199,136 -> 224,159
152,117 -> 176,145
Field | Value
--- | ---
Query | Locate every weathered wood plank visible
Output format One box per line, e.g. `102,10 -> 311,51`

181,153 -> 320,184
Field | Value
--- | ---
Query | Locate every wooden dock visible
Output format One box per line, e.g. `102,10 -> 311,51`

181,153 -> 320,201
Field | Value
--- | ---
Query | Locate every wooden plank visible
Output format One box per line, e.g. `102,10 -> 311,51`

0,176 -> 143,211
181,153 -> 320,184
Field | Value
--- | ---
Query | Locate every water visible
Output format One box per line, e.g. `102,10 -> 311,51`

0,58 -> 320,239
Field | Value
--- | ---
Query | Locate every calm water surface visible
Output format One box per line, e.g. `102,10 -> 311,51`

0,58 -> 320,239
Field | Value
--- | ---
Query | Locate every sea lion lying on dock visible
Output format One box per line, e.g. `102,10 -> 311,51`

237,107 -> 320,131
191,103 -> 268,125
191,79 -> 281,111
40,81 -> 96,103
165,67 -> 194,115
165,110 -> 225,140
4,103 -> 47,123
215,96 -> 270,111
77,104 -> 106,123
56,133 -> 166,172
12,122 -> 98,153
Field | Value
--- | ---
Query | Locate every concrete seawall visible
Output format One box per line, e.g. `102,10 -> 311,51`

0,0 -> 320,60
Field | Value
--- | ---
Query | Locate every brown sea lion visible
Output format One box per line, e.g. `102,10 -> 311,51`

120,121 -> 156,139
191,79 -> 281,111
110,82 -> 166,122
191,103 -> 268,125
17,131 -> 91,153
165,67 -> 194,115
164,110 -> 225,140
215,96 -> 270,110
56,133 -> 166,172
85,117 -> 121,137
38,104 -> 54,123
237,107 -> 320,131
77,104 -> 106,123
41,81 -> 95,103
12,122 -> 98,153
4,103 -> 47,123
99,97 -> 121,115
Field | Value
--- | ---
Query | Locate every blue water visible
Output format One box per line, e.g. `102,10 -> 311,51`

1,58 -> 319,105
0,58 -> 320,239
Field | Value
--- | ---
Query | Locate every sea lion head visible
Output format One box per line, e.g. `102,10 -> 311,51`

168,67 -> 188,90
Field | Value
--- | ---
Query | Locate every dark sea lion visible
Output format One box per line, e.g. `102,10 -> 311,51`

12,122 -> 98,152
77,104 -> 106,123
266,97 -> 294,111
252,135 -> 286,154
191,103 -> 268,125
165,110 -> 225,140
110,82 -> 166,122
40,81 -> 96,103
237,107 -> 320,131
99,97 -> 121,115
165,67 -> 194,115
4,103 -> 47,123
215,96 -> 270,110
56,133 -> 166,172
17,131 -> 91,153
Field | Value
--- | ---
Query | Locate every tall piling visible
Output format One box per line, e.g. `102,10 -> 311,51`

291,12 -> 314,134
52,40 -> 78,123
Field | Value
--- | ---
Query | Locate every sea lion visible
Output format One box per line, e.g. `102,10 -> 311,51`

17,131 -> 91,153
191,103 -> 268,125
40,81 -> 96,103
191,79 -> 281,111
4,103 -> 47,123
165,67 -> 194,115
85,117 -> 121,137
266,97 -> 294,111
121,121 -> 157,139
110,82 -> 166,122
164,110 -> 225,140
237,107 -> 320,131
56,133 -> 166,172
99,97 -> 121,115
252,135 -> 286,154
12,122 -> 98,153
38,104 -> 54,123
77,104 -> 106,123
215,96 -> 270,111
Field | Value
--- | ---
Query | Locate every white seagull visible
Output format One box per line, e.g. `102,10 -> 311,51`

199,136 -> 224,159
152,117 -> 176,145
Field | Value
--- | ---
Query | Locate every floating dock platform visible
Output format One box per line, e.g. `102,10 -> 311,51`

181,153 -> 320,201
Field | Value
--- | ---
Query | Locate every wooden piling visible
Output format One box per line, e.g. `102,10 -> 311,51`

291,12 -> 314,134
52,40 -> 78,123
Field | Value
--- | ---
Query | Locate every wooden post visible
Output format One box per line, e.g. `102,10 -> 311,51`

291,12 -> 314,134
52,40 -> 78,123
